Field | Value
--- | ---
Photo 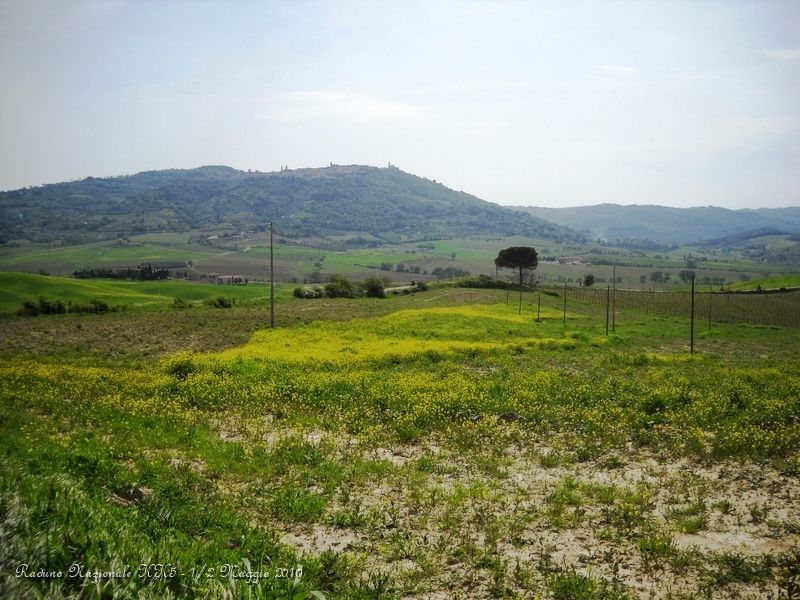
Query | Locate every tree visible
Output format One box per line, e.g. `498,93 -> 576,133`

583,274 -> 595,287
362,275 -> 390,298
494,247 -> 538,288
495,246 -> 538,314
679,269 -> 696,283
432,266 -> 469,280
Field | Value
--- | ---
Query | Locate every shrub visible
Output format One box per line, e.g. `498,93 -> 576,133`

68,298 -> 112,314
17,297 -> 66,317
88,299 -> 109,313
456,274 -> 507,289
293,286 -> 326,299
205,296 -> 233,308
325,275 -> 359,298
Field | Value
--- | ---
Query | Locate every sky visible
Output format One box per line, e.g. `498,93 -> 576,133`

0,0 -> 798,209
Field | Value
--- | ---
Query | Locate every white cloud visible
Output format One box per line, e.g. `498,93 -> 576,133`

764,48 -> 800,60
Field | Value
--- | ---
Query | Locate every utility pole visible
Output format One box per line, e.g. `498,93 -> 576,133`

690,273 -> 695,353
269,221 -> 275,328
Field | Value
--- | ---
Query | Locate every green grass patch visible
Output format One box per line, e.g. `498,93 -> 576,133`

0,272 -> 276,313
727,273 -> 800,291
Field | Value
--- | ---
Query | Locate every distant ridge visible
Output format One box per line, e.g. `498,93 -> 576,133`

0,165 -> 579,244
514,203 -> 800,245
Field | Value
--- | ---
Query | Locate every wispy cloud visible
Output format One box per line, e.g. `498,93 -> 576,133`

764,48 -> 800,61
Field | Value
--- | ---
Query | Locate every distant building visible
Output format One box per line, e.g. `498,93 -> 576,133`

556,256 -> 589,265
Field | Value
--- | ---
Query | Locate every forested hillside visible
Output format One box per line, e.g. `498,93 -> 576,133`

0,165 -> 577,244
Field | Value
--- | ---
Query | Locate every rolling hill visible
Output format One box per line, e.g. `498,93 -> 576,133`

514,203 -> 800,245
0,165 -> 578,245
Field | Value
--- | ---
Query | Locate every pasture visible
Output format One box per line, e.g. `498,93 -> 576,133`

0,272 -> 276,314
1,284 -> 798,598
2,235 -> 791,290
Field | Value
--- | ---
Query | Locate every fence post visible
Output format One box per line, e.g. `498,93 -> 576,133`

605,285 -> 610,335
708,284 -> 712,329
537,292 -> 541,322
563,282 -> 567,328
612,264 -> 616,332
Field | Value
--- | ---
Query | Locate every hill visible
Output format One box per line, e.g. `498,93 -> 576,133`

698,229 -> 800,264
513,203 -> 800,245
694,227 -> 793,247
0,165 -> 578,245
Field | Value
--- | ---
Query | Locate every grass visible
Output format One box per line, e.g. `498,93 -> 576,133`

4,232 -> 792,288
0,240 -> 215,273
1,285 -> 799,598
726,273 -> 800,291
0,271 -> 277,314
550,568 -> 631,600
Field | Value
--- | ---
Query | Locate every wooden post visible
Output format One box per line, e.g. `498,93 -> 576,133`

612,264 -> 616,332
690,274 -> 695,353
708,284 -> 712,329
562,282 -> 567,327
605,285 -> 610,335
269,221 -> 275,328
537,292 -> 541,322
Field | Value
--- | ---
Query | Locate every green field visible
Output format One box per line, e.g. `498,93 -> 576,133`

1,284 -> 799,598
0,240 -> 217,274
0,272 -> 277,314
1,235 -> 795,294
726,273 -> 800,291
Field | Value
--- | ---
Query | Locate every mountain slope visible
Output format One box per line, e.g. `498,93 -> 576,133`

0,165 -> 578,244
513,204 -> 800,244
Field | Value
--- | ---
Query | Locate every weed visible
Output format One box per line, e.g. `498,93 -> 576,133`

269,486 -> 327,523
549,568 -> 632,599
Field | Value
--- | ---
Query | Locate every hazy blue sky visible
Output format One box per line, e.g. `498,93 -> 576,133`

1,0 -> 798,208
